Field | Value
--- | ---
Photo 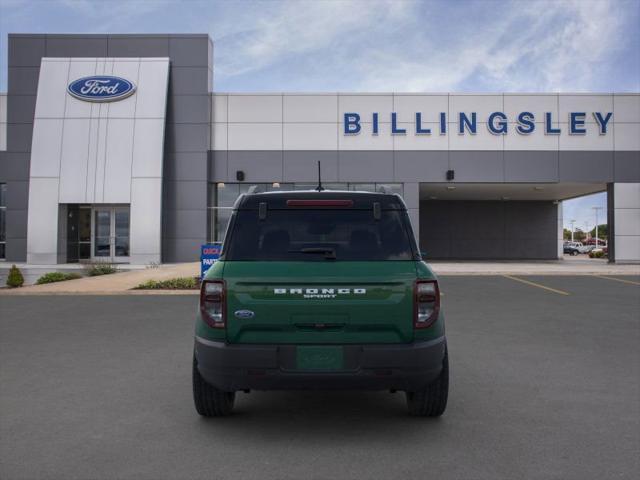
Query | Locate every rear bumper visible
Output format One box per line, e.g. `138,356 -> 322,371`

194,336 -> 446,392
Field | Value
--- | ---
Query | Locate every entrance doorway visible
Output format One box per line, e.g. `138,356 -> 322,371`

66,204 -> 130,263
92,206 -> 130,262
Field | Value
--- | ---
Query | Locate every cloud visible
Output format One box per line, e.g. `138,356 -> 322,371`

212,0 -> 638,92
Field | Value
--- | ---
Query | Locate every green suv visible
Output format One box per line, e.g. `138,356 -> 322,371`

193,189 -> 448,417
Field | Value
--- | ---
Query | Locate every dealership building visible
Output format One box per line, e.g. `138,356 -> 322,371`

0,33 -> 638,265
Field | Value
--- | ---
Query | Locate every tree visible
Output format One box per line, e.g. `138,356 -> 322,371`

6,264 -> 24,288
573,228 -> 586,242
589,224 -> 607,239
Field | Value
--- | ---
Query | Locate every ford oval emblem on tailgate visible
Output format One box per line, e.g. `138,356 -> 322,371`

234,310 -> 255,319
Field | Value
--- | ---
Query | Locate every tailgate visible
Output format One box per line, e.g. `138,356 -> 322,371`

224,261 -> 417,344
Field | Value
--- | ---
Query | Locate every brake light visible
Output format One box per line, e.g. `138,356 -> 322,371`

200,280 -> 225,329
286,199 -> 354,207
414,280 -> 440,329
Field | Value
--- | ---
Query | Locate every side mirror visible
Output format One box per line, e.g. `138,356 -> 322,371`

420,251 -> 428,260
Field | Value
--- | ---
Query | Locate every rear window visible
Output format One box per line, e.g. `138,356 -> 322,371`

224,209 -> 417,261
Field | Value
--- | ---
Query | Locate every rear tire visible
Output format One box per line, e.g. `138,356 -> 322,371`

406,347 -> 449,417
192,355 -> 235,417
572,250 -> 579,256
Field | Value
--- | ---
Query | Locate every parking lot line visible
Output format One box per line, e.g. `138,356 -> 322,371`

502,275 -> 570,296
593,275 -> 640,286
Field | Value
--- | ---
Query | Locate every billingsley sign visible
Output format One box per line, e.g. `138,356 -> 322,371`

343,111 -> 613,136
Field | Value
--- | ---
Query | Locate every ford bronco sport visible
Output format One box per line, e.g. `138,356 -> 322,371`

193,189 -> 448,417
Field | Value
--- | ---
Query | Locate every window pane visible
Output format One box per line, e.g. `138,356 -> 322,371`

0,184 -> 6,207
226,210 -> 414,261
349,183 -> 376,192
0,243 -> 5,259
216,183 -> 240,208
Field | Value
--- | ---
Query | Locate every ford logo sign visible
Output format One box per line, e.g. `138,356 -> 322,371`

67,76 -> 136,102
234,310 -> 255,319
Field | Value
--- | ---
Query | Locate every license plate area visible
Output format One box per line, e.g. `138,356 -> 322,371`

296,346 -> 344,371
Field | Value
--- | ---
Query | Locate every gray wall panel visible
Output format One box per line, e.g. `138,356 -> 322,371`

6,124 -> 33,153
162,237 -> 204,263
165,152 -> 208,181
169,67 -> 210,95
505,151 -> 559,182
208,151 -> 228,182
228,151 -> 283,182
167,95 -> 210,124
163,209 -> 208,239
283,151 -> 339,182
169,36 -> 211,67
107,35 -> 170,57
5,180 -> 29,208
7,67 -> 40,94
338,151 -> 394,182
1,153 -> 30,181
614,151 -> 640,182
45,35 -> 108,57
163,180 -> 208,211
420,200 -> 557,259
6,208 -> 28,239
394,151 -> 449,182
5,237 -> 26,262
45,36 -> 108,57
8,36 -> 45,67
6,95 -> 36,124
449,151 -> 504,182
559,151 -> 614,182
165,124 -> 209,153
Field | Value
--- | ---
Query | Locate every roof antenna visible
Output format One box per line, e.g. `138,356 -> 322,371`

316,160 -> 324,191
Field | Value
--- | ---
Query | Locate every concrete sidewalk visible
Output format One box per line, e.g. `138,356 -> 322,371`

1,258 -> 638,295
0,262 -> 200,295
428,257 -> 640,276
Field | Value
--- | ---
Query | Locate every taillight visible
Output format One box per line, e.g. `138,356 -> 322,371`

414,280 -> 440,329
200,280 -> 225,329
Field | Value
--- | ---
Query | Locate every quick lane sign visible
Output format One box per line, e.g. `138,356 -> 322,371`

343,111 -> 613,136
201,244 -> 222,280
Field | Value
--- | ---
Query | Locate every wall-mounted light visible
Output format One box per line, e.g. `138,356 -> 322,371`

272,182 -> 280,188
217,182 -> 225,188
534,186 -> 545,191
446,186 -> 456,191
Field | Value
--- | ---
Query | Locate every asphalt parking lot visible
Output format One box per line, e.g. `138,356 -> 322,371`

1,275 -> 639,480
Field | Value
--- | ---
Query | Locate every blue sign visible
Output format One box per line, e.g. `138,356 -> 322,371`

344,111 -> 613,136
67,76 -> 136,102
201,244 -> 222,280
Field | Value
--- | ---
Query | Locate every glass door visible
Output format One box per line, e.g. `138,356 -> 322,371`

92,206 -> 130,263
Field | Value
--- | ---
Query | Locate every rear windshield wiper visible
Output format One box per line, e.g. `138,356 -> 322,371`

288,247 -> 337,260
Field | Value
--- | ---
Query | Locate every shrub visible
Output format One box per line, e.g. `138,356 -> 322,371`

134,277 -> 199,290
589,250 -> 606,259
36,272 -> 82,285
85,263 -> 118,276
6,265 -> 24,288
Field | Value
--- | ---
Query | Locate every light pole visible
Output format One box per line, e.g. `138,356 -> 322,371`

592,206 -> 603,248
570,219 -> 576,242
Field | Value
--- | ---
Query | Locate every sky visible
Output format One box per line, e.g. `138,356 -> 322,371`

1,0 -> 638,228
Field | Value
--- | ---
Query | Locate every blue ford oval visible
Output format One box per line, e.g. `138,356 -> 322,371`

67,76 -> 136,102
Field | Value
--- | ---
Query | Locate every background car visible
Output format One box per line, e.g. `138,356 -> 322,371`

564,244 -> 581,256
